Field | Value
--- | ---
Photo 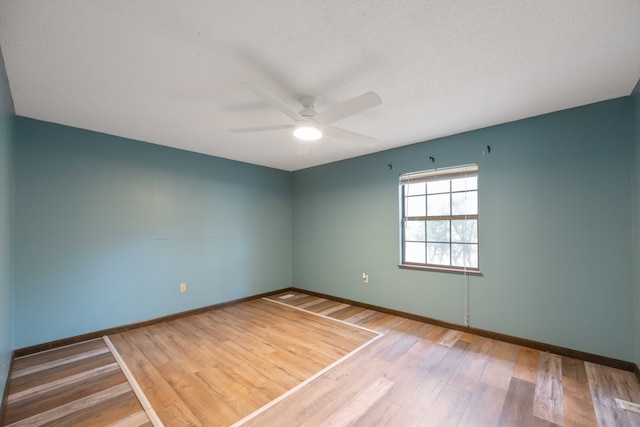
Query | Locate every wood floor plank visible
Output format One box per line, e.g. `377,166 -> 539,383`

5,382 -> 131,427
459,332 -> 478,343
319,376 -> 394,427
356,312 -> 405,333
4,365 -> 128,425
7,362 -> 120,404
609,366 -> 640,404
7,350 -> 117,395
382,391 -> 434,427
105,410 -> 152,427
561,356 -> 588,383
498,377 -> 536,427
415,340 -> 469,398
481,340 -> 519,390
157,361 -> 240,427
239,316 -> 390,425
343,309 -> 379,324
423,325 -> 449,343
383,340 -> 448,405
42,389 -> 148,427
326,305 -> 368,321
350,397 -> 399,427
562,376 -> 597,427
196,367 -> 271,415
110,347 -> 195,419
10,347 -> 111,379
304,299 -> 343,313
585,361 -> 634,427
447,336 -> 497,392
561,355 -> 597,427
513,347 -> 541,383
282,294 -> 320,305
458,382 -> 508,427
154,403 -> 202,427
318,302 -> 351,316
419,384 -> 472,426
533,352 -> 564,425
273,292 -> 308,303
297,297 -> 329,309
11,339 -> 106,371
373,319 -> 433,363
241,351 -> 391,426
438,329 -> 463,347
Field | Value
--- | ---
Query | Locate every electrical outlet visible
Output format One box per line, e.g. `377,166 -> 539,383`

180,283 -> 186,293
362,273 -> 368,284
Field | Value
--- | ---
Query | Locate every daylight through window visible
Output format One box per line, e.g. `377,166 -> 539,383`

400,164 -> 479,272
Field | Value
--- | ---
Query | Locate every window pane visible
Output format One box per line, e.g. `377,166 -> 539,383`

427,194 -> 450,216
451,243 -> 478,268
426,220 -> 450,243
452,190 -> 477,215
401,165 -> 479,271
405,242 -> 425,263
451,220 -> 477,243
405,182 -> 426,196
427,179 -> 449,194
406,195 -> 426,216
405,220 -> 425,241
451,176 -> 477,192
427,243 -> 450,265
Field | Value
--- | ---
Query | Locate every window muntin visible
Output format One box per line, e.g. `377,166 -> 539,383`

400,164 -> 479,272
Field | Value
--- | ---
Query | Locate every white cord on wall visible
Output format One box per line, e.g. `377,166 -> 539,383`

463,273 -> 470,327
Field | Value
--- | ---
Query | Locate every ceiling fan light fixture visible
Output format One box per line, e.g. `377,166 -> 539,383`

293,121 -> 322,141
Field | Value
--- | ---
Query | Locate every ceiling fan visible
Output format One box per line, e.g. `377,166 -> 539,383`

230,82 -> 382,145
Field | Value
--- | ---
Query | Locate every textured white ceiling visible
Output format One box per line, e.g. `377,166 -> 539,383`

1,1 -> 639,171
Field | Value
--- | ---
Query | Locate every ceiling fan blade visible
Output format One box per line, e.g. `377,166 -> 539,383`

324,126 -> 378,146
230,124 -> 292,133
241,82 -> 303,122
314,92 -> 382,125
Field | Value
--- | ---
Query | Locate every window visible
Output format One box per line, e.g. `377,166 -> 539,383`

400,164 -> 479,273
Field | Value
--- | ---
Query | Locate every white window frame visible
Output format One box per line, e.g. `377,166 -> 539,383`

399,164 -> 480,274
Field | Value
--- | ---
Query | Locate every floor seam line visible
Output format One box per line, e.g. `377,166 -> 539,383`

103,335 -> 164,427
262,297 -> 383,336
230,332 -> 383,427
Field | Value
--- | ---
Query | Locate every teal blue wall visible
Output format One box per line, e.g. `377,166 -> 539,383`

632,84 -> 640,365
7,89 -> 639,363
293,98 -> 634,361
14,118 -> 292,348
0,48 -> 14,401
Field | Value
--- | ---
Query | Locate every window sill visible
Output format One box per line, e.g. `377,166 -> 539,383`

397,264 -> 483,275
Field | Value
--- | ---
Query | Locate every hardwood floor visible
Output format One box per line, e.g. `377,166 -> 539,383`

3,291 -> 640,426
245,292 -> 640,427
1,338 -> 153,426
108,298 -> 379,427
